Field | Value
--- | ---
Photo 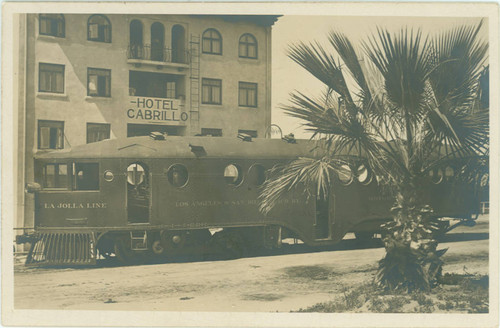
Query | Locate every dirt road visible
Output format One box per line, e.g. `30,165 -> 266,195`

14,216 -> 489,312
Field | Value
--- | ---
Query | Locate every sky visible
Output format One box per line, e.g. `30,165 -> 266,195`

270,16 -> 487,139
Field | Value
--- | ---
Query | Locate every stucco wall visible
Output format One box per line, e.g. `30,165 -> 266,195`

28,14 -> 272,149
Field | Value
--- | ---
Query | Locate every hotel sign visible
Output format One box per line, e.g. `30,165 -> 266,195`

127,97 -> 188,123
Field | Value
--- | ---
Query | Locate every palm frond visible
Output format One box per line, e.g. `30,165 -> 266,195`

282,91 -> 375,153
428,21 -> 488,110
259,157 -> 342,214
328,31 -> 373,107
287,41 -> 353,104
363,27 -> 431,121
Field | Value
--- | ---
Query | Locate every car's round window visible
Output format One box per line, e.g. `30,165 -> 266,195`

103,170 -> 114,182
224,164 -> 243,186
431,168 -> 444,184
167,164 -> 189,187
127,163 -> 145,185
357,164 -> 371,184
248,164 -> 266,186
338,164 -> 353,185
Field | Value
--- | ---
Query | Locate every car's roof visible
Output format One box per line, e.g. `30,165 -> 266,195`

35,136 -> 322,160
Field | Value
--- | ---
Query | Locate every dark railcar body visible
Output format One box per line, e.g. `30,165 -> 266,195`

22,136 -> 480,265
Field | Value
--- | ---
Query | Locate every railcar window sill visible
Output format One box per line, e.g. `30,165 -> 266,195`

40,189 -> 70,192
40,190 -> 100,193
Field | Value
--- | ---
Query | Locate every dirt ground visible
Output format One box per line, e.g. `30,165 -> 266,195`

13,215 -> 489,312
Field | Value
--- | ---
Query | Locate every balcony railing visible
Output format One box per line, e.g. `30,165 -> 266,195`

127,44 -> 189,64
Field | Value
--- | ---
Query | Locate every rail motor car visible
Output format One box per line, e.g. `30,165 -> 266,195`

18,134 -> 480,265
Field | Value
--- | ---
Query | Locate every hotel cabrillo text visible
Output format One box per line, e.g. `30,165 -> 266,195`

127,97 -> 189,122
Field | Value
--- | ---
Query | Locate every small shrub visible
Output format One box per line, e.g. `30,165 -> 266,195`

384,296 -> 410,313
368,297 -> 385,312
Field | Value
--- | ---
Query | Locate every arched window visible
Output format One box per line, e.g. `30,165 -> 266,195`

127,163 -> 146,185
239,33 -> 257,59
202,28 -> 222,55
39,14 -> 65,37
171,25 -> 186,63
129,20 -> 143,59
151,22 -> 165,61
87,14 -> 111,43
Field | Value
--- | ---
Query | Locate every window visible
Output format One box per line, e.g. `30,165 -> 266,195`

39,14 -> 65,37
151,22 -> 165,61
338,164 -> 353,185
239,82 -> 258,107
129,20 -> 143,59
201,128 -> 222,137
202,28 -> 222,55
74,163 -> 100,190
429,168 -> 444,184
248,164 -> 266,186
224,164 -> 243,186
129,71 -> 182,99
356,164 -> 372,185
87,123 -> 110,143
239,33 -> 257,58
127,163 -> 146,186
38,120 -> 64,149
43,163 -> 68,189
166,81 -> 176,99
39,63 -> 64,93
202,78 -> 222,105
167,164 -> 189,187
238,129 -> 257,138
87,14 -> 111,43
103,170 -> 114,182
87,68 -> 111,97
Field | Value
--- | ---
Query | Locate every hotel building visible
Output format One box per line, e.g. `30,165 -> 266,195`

15,14 -> 279,231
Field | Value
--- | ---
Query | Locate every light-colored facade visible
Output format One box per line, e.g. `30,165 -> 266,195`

17,14 -> 278,231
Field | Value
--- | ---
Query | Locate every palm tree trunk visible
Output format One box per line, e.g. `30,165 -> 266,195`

376,180 -> 445,291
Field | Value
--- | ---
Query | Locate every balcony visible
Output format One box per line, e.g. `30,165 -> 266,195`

127,44 -> 190,68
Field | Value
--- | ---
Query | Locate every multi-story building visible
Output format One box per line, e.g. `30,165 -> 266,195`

16,14 -> 279,231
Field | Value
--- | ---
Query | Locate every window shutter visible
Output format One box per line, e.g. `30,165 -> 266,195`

88,74 -> 98,95
89,23 -> 99,39
166,82 -> 176,99
39,127 -> 50,149
56,127 -> 63,149
239,43 -> 246,57
40,18 -> 50,35
57,20 -> 63,36
98,75 -> 107,96
212,87 -> 220,104
55,72 -> 64,93
213,40 -> 221,54
202,85 -> 210,103
249,89 -> 256,106
248,45 -> 256,58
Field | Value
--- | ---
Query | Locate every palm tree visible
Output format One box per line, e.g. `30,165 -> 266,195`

260,22 -> 488,291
